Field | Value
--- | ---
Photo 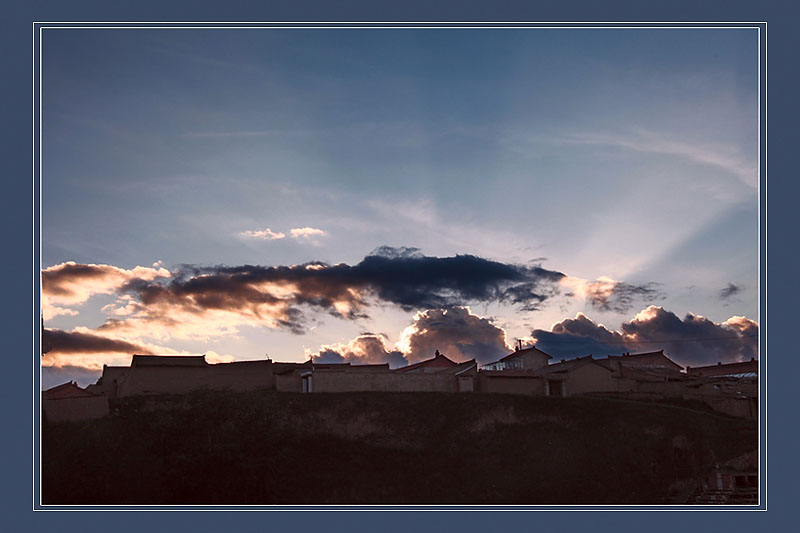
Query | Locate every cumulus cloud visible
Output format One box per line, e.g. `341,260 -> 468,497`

84,248 -> 565,341
308,334 -> 408,368
719,283 -> 743,300
240,228 -> 286,240
396,306 -> 511,365
308,306 -> 511,368
533,306 -> 758,366
561,275 -> 663,313
290,227 -> 326,239
43,305 -> 79,321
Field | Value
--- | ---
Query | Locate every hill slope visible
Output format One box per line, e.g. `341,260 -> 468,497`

42,390 -> 757,505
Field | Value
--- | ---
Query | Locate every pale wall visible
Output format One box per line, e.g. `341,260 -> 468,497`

115,362 -> 274,397
563,364 -> 617,396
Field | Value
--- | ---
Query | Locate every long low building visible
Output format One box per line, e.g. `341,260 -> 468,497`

47,347 -> 757,420
87,355 -> 275,399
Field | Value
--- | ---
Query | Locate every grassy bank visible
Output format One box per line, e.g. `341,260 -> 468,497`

42,390 -> 757,504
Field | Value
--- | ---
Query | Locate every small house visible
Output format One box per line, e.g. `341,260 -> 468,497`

43,381 -> 109,423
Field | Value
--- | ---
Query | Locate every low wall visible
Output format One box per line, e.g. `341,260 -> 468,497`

311,371 -> 457,393
686,394 -> 757,419
478,375 -> 543,396
44,396 -> 109,423
635,380 -> 691,397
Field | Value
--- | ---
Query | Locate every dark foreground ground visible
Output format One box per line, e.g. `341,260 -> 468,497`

42,391 -> 757,505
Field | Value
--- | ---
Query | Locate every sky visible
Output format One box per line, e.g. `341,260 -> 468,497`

40,28 -> 760,388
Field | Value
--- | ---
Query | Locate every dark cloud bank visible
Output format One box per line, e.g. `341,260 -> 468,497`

42,249 -> 755,371
43,328 -> 151,356
115,247 -> 567,334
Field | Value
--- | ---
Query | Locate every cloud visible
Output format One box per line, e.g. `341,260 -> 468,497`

43,327 -> 154,356
88,248 -> 565,341
42,327 -> 163,371
41,327 -> 235,373
719,282 -> 743,300
308,334 -> 408,368
290,227 -> 326,239
238,227 -> 326,242
42,261 -> 171,319
560,129 -> 757,188
396,306 -> 511,365
42,365 -> 104,390
533,306 -> 758,366
239,228 -> 286,240
561,275 -> 664,313
533,313 -> 626,359
309,306 -> 511,368
43,305 -> 79,321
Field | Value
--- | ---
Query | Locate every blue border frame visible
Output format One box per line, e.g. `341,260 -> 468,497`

5,0 -> 797,530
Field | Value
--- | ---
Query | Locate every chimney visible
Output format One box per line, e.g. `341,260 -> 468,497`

435,349 -> 441,358
717,361 -> 722,366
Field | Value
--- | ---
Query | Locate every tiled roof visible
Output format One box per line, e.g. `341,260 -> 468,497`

131,355 -> 207,367
43,381 -> 98,399
600,350 -> 684,371
687,359 -> 758,377
498,346 -> 553,363
394,351 -> 458,373
481,370 -> 541,378
618,365 -> 688,382
538,356 -> 611,375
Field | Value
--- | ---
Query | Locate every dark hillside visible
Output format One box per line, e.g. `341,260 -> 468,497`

42,391 -> 757,504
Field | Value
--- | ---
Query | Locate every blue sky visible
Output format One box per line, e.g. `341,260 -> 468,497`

40,28 -> 760,386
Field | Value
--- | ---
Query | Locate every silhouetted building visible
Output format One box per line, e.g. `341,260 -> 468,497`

482,345 -> 552,372
686,358 -> 758,378
43,381 -> 109,423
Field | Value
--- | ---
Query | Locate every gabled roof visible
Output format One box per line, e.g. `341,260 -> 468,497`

618,365 -> 689,382
498,345 -> 553,363
272,361 -> 392,375
481,369 -> 541,378
131,355 -> 207,367
538,355 -> 612,375
452,360 -> 478,375
44,381 -> 98,399
599,350 -> 684,372
686,359 -> 758,377
394,350 -> 458,373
